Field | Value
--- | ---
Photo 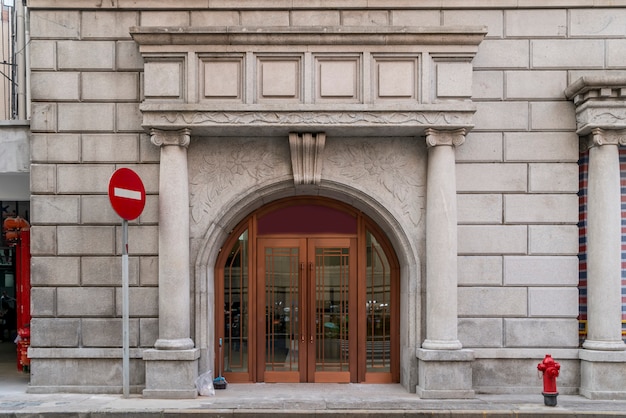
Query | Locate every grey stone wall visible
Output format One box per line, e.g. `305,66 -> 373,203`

26,0 -> 626,394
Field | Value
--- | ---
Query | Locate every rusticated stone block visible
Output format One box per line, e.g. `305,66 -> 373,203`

529,287 -> 579,317
115,287 -> 158,317
505,9 -> 566,37
529,225 -> 579,255
82,11 -> 138,39
504,318 -> 579,347
473,40 -> 529,69
57,287 -> 115,317
81,256 -> 139,286
529,163 -> 579,193
31,318 -> 80,347
31,72 -> 80,101
458,287 -> 527,317
57,41 -> 115,70
82,134 -> 139,163
30,10 -> 79,39
82,73 -> 139,101
457,194 -> 502,224
532,40 -> 604,68
57,226 -> 115,255
31,288 -> 55,317
31,256 -> 80,286
30,134 -> 80,163
457,163 -> 527,193
31,195 -> 79,224
29,226 -> 57,256
504,194 -> 578,223
57,164 -> 115,194
458,225 -> 527,255
58,103 -> 115,132
82,318 -> 139,347
504,256 -> 579,286
458,318 -> 503,348
458,256 -> 503,286
140,318 -> 159,347
443,10 -> 503,38
504,132 -> 579,162
29,40 -> 56,70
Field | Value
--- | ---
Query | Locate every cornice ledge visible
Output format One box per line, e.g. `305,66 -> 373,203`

565,76 -> 626,103
565,76 -> 626,136
565,76 -> 626,98
130,25 -> 487,46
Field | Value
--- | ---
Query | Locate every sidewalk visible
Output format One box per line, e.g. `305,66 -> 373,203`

2,344 -> 626,416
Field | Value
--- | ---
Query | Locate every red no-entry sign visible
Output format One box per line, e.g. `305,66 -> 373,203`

108,168 -> 146,221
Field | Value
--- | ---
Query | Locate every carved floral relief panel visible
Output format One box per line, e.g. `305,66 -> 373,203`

188,137 -> 290,238
324,136 -> 427,230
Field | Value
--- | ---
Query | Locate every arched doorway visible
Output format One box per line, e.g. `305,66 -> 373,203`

215,197 -> 400,384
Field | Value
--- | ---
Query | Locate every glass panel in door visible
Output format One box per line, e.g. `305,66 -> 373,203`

364,231 -> 393,382
223,230 -> 249,376
309,238 -> 355,383
259,237 -> 355,383
259,239 -> 304,383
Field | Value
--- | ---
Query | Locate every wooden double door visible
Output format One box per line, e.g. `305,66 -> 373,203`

217,199 -> 398,384
259,237 -> 356,383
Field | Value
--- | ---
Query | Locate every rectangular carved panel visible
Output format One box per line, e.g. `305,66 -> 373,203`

257,56 -> 302,102
315,55 -> 361,103
201,56 -> 244,102
144,59 -> 184,99
373,55 -> 419,101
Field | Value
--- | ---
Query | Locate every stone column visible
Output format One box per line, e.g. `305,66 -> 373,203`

416,128 -> 474,399
583,128 -> 626,352
143,128 -> 199,399
565,77 -> 626,400
580,129 -> 626,399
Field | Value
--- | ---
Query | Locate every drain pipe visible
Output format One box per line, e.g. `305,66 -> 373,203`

15,0 -> 26,120
23,1 -> 29,120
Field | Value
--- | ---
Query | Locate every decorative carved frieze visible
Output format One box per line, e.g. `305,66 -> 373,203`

140,108 -> 476,137
150,128 -> 191,148
289,133 -> 326,185
425,128 -> 466,148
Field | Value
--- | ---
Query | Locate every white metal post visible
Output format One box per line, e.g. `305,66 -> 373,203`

122,219 -> 129,398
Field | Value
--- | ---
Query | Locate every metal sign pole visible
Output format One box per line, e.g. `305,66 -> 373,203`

122,219 -> 129,398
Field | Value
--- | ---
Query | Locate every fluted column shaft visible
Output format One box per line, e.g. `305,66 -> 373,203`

150,128 -> 194,350
422,128 -> 465,350
583,128 -> 626,351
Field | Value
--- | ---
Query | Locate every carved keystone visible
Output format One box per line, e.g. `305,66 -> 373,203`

289,132 -> 326,185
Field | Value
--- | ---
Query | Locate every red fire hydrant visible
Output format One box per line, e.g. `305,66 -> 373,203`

537,354 -> 560,406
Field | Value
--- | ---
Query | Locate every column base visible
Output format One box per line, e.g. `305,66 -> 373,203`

582,339 -> 626,351
579,349 -> 626,400
415,348 -> 474,399
143,348 -> 200,399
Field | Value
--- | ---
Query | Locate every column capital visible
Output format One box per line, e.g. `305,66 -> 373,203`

150,128 -> 191,148
425,128 -> 466,148
581,128 -> 626,152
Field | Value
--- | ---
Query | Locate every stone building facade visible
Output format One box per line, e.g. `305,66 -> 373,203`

23,0 -> 626,400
